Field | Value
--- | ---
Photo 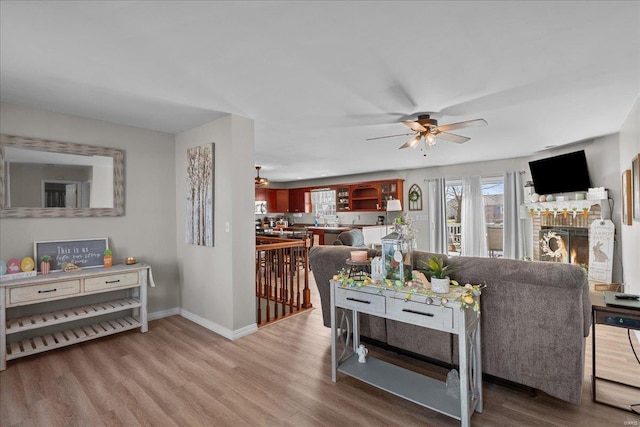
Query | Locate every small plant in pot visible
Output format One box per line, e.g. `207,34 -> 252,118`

41,255 -> 51,275
421,256 -> 455,294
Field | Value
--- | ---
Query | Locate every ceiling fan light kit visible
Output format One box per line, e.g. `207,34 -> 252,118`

368,113 -> 488,155
254,166 -> 269,187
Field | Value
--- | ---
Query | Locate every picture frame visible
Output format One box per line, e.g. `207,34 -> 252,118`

633,153 -> 640,221
34,238 -> 109,272
622,169 -> 632,225
186,143 -> 215,246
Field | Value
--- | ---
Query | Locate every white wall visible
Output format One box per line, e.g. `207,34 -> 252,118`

0,103 -> 180,314
175,114 -> 256,337
619,96 -> 640,294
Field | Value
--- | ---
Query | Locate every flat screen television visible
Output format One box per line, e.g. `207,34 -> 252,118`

528,150 -> 591,195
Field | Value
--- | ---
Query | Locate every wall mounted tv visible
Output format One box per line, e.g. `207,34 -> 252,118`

528,150 -> 591,195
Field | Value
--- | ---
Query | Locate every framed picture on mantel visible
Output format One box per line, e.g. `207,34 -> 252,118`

633,153 -> 640,222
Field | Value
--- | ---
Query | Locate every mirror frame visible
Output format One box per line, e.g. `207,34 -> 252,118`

0,134 -> 124,218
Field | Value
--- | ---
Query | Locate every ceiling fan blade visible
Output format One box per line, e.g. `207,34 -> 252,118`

437,132 -> 470,144
365,132 -> 414,141
399,135 -> 422,149
437,119 -> 487,132
402,120 -> 427,132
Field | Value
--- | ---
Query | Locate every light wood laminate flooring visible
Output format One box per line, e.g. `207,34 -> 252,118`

1,277 -> 640,426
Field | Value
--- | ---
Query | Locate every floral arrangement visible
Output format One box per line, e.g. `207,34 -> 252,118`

393,213 -> 417,239
332,268 -> 486,312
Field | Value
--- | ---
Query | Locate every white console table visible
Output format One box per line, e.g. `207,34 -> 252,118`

1,263 -> 151,371
330,280 -> 482,426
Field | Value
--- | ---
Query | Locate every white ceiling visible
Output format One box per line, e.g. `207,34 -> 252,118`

1,1 -> 638,182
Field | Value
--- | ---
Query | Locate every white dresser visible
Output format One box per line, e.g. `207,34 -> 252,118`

1,264 -> 150,370
330,280 -> 482,426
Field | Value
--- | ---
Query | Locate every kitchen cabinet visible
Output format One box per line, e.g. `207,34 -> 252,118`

351,182 -> 381,211
285,179 -> 404,213
289,188 -> 311,213
255,188 -> 267,202
380,180 -> 403,211
267,189 -> 290,213
336,186 -> 350,212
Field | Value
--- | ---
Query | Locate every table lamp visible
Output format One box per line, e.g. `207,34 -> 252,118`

386,199 -> 402,233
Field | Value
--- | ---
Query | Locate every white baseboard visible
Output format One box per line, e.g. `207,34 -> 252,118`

179,308 -> 258,340
148,307 -> 180,321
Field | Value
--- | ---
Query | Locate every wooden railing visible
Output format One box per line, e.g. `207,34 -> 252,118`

255,236 -> 312,326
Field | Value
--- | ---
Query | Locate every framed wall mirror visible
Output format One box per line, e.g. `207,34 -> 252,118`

0,134 -> 124,218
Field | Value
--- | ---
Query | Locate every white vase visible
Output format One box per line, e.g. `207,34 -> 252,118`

431,277 -> 450,294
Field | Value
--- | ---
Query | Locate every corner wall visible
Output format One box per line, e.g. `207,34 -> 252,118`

175,114 -> 255,337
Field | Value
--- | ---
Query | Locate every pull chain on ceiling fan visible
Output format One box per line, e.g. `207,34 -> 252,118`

255,166 -> 269,187
367,114 -> 487,153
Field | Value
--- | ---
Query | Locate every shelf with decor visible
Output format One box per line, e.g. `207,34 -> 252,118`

336,186 -> 350,212
351,183 -> 381,211
380,180 -> 403,211
1,263 -> 150,370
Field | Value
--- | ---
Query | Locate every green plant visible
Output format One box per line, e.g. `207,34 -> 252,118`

104,249 -> 112,255
41,255 -> 51,262
421,256 -> 454,279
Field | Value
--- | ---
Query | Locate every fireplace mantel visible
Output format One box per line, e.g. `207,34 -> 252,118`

526,200 -> 609,271
524,199 -> 609,215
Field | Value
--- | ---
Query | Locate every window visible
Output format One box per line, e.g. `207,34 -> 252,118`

310,189 -> 336,217
445,177 -> 504,256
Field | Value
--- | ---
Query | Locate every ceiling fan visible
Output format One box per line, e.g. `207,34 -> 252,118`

366,114 -> 487,152
254,166 -> 269,187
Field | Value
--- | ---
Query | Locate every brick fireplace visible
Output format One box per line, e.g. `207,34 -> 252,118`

527,201 -> 606,268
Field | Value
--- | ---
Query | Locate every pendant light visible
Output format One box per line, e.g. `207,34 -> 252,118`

254,166 -> 269,187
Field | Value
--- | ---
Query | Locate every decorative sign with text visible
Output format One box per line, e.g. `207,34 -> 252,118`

34,238 -> 109,272
587,220 -> 615,284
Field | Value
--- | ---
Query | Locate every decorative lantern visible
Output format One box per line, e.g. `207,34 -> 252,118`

381,231 -> 414,283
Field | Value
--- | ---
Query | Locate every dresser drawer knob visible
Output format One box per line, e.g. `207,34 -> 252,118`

38,288 -> 57,293
105,279 -> 121,284
346,297 -> 371,304
402,308 -> 434,317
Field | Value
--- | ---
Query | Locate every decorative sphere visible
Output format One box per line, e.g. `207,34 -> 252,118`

530,193 -> 540,203
546,194 -> 555,202
538,195 -> 547,202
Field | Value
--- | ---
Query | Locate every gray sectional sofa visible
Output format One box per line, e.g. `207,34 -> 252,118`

309,245 -> 591,404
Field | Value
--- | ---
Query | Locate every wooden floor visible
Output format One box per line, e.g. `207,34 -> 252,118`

2,277 -> 640,427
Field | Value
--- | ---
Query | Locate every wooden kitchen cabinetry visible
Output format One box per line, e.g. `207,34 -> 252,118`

265,189 -> 290,213
351,182 -> 381,211
255,188 -> 267,202
289,188 -> 311,213
380,180 -> 403,211
336,186 -> 350,212
280,178 -> 404,214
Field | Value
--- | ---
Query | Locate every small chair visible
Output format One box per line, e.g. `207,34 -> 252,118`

487,226 -> 503,258
333,229 -> 367,248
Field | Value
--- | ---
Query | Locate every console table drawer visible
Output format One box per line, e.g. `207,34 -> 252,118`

387,297 -> 453,330
8,280 -> 81,305
335,288 -> 385,314
85,272 -> 139,292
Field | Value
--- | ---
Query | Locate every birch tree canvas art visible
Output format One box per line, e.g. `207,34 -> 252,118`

186,144 -> 214,246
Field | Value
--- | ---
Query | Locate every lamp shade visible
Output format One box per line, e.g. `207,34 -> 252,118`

386,199 -> 402,212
